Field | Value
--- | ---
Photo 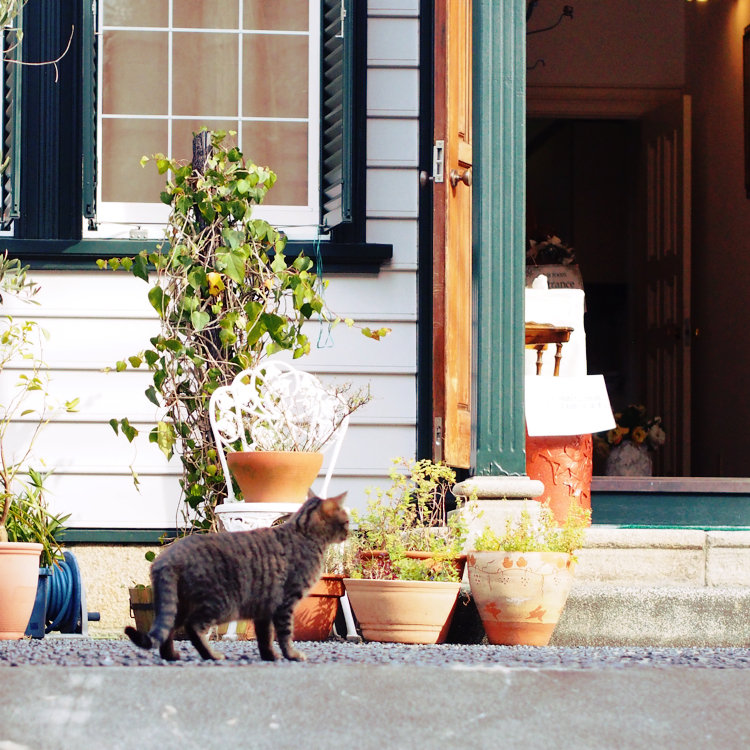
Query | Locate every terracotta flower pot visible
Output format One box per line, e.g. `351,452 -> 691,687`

216,575 -> 346,642
226,451 -> 323,503
343,578 -> 461,644
0,542 -> 43,640
467,550 -> 575,646
293,574 -> 346,641
526,432 -> 593,525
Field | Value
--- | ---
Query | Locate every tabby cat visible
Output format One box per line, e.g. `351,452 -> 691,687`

125,492 -> 348,662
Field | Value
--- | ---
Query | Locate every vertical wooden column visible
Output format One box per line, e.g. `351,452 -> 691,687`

471,0 -> 526,477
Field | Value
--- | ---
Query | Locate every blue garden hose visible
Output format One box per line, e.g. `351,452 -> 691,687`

43,550 -> 99,634
45,550 -> 82,633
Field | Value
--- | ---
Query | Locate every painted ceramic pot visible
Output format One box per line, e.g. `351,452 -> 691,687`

526,432 -> 593,525
0,542 -> 43,640
343,578 -> 461,644
605,441 -> 653,476
226,450 -> 323,503
467,550 -> 575,646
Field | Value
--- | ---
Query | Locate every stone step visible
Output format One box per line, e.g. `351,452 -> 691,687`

451,527 -> 750,648
551,584 -> 750,647
576,527 -> 750,586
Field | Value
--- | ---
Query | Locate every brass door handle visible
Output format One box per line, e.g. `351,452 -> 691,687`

449,167 -> 472,188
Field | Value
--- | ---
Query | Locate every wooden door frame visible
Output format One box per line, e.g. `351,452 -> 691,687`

416,0 -> 437,461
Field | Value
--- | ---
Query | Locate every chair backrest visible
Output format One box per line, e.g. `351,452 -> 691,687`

209,361 -> 349,502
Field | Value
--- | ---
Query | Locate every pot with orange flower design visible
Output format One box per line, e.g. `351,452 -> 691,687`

466,502 -> 588,646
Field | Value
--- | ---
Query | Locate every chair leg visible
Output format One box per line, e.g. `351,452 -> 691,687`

223,620 -> 238,641
339,593 -> 361,643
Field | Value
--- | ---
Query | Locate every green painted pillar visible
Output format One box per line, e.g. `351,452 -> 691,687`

471,0 -> 527,476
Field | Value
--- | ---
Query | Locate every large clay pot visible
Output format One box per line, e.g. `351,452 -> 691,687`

217,575 -> 346,642
0,542 -> 43,639
293,575 -> 346,641
343,578 -> 461,644
526,432 -> 593,525
226,451 -> 323,503
467,550 -> 575,646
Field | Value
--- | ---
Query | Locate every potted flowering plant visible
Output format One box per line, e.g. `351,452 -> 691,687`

342,459 -> 470,644
594,404 -> 666,476
467,501 -> 589,646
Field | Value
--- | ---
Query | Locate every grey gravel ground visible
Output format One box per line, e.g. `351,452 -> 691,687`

3,636 -> 750,668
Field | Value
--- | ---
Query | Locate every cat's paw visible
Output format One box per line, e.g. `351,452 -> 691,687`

283,649 -> 307,662
259,649 -> 279,662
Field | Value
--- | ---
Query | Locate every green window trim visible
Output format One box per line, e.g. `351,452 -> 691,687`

3,238 -> 392,273
1,4 -> 22,228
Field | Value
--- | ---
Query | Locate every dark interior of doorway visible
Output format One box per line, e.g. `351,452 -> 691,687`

526,118 -> 643,475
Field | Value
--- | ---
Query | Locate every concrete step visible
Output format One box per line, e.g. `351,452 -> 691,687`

552,584 -> 750,647
551,528 -> 750,646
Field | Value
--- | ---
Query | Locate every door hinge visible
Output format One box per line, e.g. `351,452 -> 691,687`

433,417 -> 443,463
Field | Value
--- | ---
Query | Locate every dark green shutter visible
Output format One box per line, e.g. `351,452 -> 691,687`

320,0 -> 354,230
81,0 -> 97,222
1,5 -> 22,228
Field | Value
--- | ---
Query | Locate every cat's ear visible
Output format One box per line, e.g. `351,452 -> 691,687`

320,492 -> 347,516
307,488 -> 316,499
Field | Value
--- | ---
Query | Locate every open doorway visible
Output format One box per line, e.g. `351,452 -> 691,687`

527,118 -> 653,475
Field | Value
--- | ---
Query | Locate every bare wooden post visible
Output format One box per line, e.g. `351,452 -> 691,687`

192,130 -> 212,176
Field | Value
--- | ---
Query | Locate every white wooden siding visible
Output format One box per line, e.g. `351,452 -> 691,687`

1,2 -> 421,528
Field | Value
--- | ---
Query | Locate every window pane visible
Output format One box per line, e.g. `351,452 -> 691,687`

173,0 -> 239,29
171,120 -> 239,161
172,33 -> 239,117
102,119 -> 168,203
103,0 -> 168,27
103,31 -> 168,116
244,0 -> 309,31
242,122 -> 307,206
242,36 -> 308,118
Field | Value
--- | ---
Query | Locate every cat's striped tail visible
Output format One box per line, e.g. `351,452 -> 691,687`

124,625 -> 153,649
124,568 -> 179,650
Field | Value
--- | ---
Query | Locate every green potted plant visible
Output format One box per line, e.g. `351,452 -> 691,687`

342,459 -> 470,644
466,501 -> 590,646
101,131 -> 387,532
0,254 -> 75,639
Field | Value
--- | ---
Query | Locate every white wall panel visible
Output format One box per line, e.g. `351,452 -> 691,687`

366,220 -> 418,267
368,18 -> 419,67
368,119 -> 419,167
368,0 -> 418,17
367,69 -> 419,117
1,9 -> 422,530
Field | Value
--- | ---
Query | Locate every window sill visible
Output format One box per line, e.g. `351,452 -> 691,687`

3,238 -> 393,274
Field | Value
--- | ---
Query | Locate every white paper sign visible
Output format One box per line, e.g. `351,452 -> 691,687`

525,375 -> 615,437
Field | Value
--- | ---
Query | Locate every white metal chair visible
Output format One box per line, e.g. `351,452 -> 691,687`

208,360 -> 358,640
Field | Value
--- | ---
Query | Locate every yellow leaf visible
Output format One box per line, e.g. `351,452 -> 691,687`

207,272 -> 225,296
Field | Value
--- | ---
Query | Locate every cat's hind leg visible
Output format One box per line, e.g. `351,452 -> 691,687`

273,607 -> 306,662
184,623 -> 225,661
254,618 -> 279,662
159,633 -> 180,661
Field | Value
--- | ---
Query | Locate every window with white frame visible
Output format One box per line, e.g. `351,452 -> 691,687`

1,0 -> 367,257
94,0 -> 320,240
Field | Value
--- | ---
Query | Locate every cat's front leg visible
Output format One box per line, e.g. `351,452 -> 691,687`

273,607 -> 306,662
254,618 -> 279,662
184,623 -> 225,661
